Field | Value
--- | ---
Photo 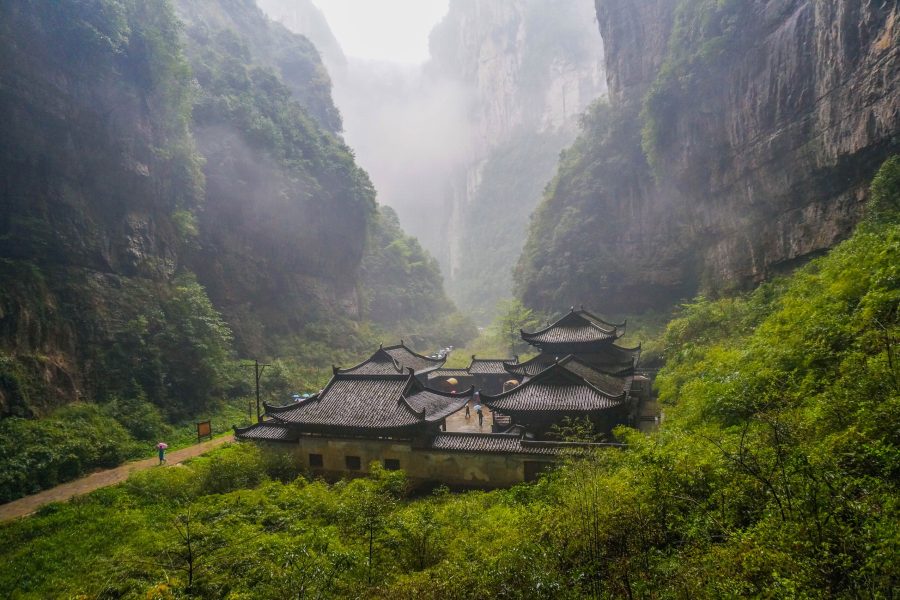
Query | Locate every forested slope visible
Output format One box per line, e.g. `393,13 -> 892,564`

0,0 -> 466,501
2,156 -> 897,598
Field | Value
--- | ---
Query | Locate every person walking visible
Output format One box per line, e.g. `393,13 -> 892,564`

465,399 -> 471,418
474,402 -> 484,428
157,442 -> 168,465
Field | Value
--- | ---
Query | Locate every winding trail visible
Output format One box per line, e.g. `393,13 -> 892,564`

0,434 -> 234,523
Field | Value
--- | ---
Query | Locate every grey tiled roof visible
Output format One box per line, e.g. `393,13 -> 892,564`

484,362 -> 627,414
234,423 -> 298,442
468,358 -> 516,375
560,356 -> 633,396
504,355 -> 556,377
264,371 -> 469,432
406,388 -> 470,422
429,433 -> 557,454
269,374 -> 423,430
337,348 -> 405,375
383,343 -> 445,373
506,345 -> 639,379
521,310 -> 623,345
428,433 -> 605,455
427,368 -> 471,380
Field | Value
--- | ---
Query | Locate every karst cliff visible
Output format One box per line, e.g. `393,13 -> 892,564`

517,0 -> 900,313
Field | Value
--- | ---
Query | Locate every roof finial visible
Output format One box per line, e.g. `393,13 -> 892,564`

570,306 -> 575,312
332,365 -> 339,375
379,342 -> 383,349
472,354 -> 476,361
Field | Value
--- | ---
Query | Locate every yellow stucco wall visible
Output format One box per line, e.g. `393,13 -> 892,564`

259,437 -> 555,489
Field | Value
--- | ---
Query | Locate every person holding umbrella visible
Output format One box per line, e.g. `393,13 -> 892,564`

157,442 -> 168,465
474,396 -> 484,428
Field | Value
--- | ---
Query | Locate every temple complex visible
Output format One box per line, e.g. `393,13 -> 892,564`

236,307 -> 651,487
484,307 -> 645,435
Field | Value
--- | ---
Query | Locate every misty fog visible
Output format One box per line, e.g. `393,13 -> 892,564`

258,0 -> 471,267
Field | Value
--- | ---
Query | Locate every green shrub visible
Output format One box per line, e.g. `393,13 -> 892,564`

0,404 -> 142,502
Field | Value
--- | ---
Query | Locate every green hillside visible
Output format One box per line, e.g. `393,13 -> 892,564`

0,0 -> 469,502
3,157 -> 896,598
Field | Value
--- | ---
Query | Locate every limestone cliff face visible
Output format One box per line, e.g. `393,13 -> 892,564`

644,0 -> 900,286
517,0 -> 899,313
594,0 -> 677,109
430,0 -> 608,320
431,1 -> 606,155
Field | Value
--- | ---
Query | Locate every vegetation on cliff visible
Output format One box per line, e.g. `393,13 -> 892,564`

640,0 -> 749,172
3,158 -> 897,598
519,0 -> 898,314
515,100 -> 668,312
0,0 -> 468,500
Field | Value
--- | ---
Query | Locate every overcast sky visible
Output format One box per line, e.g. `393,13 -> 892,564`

311,0 -> 449,64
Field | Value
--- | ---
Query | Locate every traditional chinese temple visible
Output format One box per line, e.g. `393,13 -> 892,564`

517,307 -> 640,374
481,307 -> 646,435
236,308 -> 647,487
485,355 -> 633,436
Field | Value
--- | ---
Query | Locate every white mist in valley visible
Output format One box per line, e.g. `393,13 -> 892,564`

258,0 -> 606,320
257,0 -> 472,270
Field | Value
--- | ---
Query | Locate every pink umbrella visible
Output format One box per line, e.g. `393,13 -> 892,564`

157,442 -> 168,450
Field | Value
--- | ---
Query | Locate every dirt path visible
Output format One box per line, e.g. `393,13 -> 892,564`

0,434 -> 235,523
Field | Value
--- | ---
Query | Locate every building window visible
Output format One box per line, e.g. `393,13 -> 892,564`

345,455 -> 361,470
384,458 -> 400,471
309,454 -> 323,468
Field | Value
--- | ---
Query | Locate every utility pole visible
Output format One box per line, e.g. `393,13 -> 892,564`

245,359 -> 270,423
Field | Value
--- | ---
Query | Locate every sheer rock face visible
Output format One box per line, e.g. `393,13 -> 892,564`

521,0 -> 899,313
429,0 -> 607,318
648,0 -> 900,287
595,0 -> 677,108
432,1 -> 606,154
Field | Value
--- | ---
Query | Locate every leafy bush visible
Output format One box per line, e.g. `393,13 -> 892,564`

0,404 -> 142,502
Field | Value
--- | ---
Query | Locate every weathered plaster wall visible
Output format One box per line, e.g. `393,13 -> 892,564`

257,437 -> 554,488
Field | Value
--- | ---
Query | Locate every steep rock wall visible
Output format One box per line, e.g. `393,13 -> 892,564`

0,0 -> 458,417
517,0 -> 899,313
0,0 -> 203,415
429,0 -> 607,320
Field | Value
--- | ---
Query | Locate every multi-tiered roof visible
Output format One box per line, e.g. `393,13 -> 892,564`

517,308 -> 640,375
236,307 -> 642,445
477,308 -> 642,434
521,308 -> 625,347
482,359 -> 628,421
